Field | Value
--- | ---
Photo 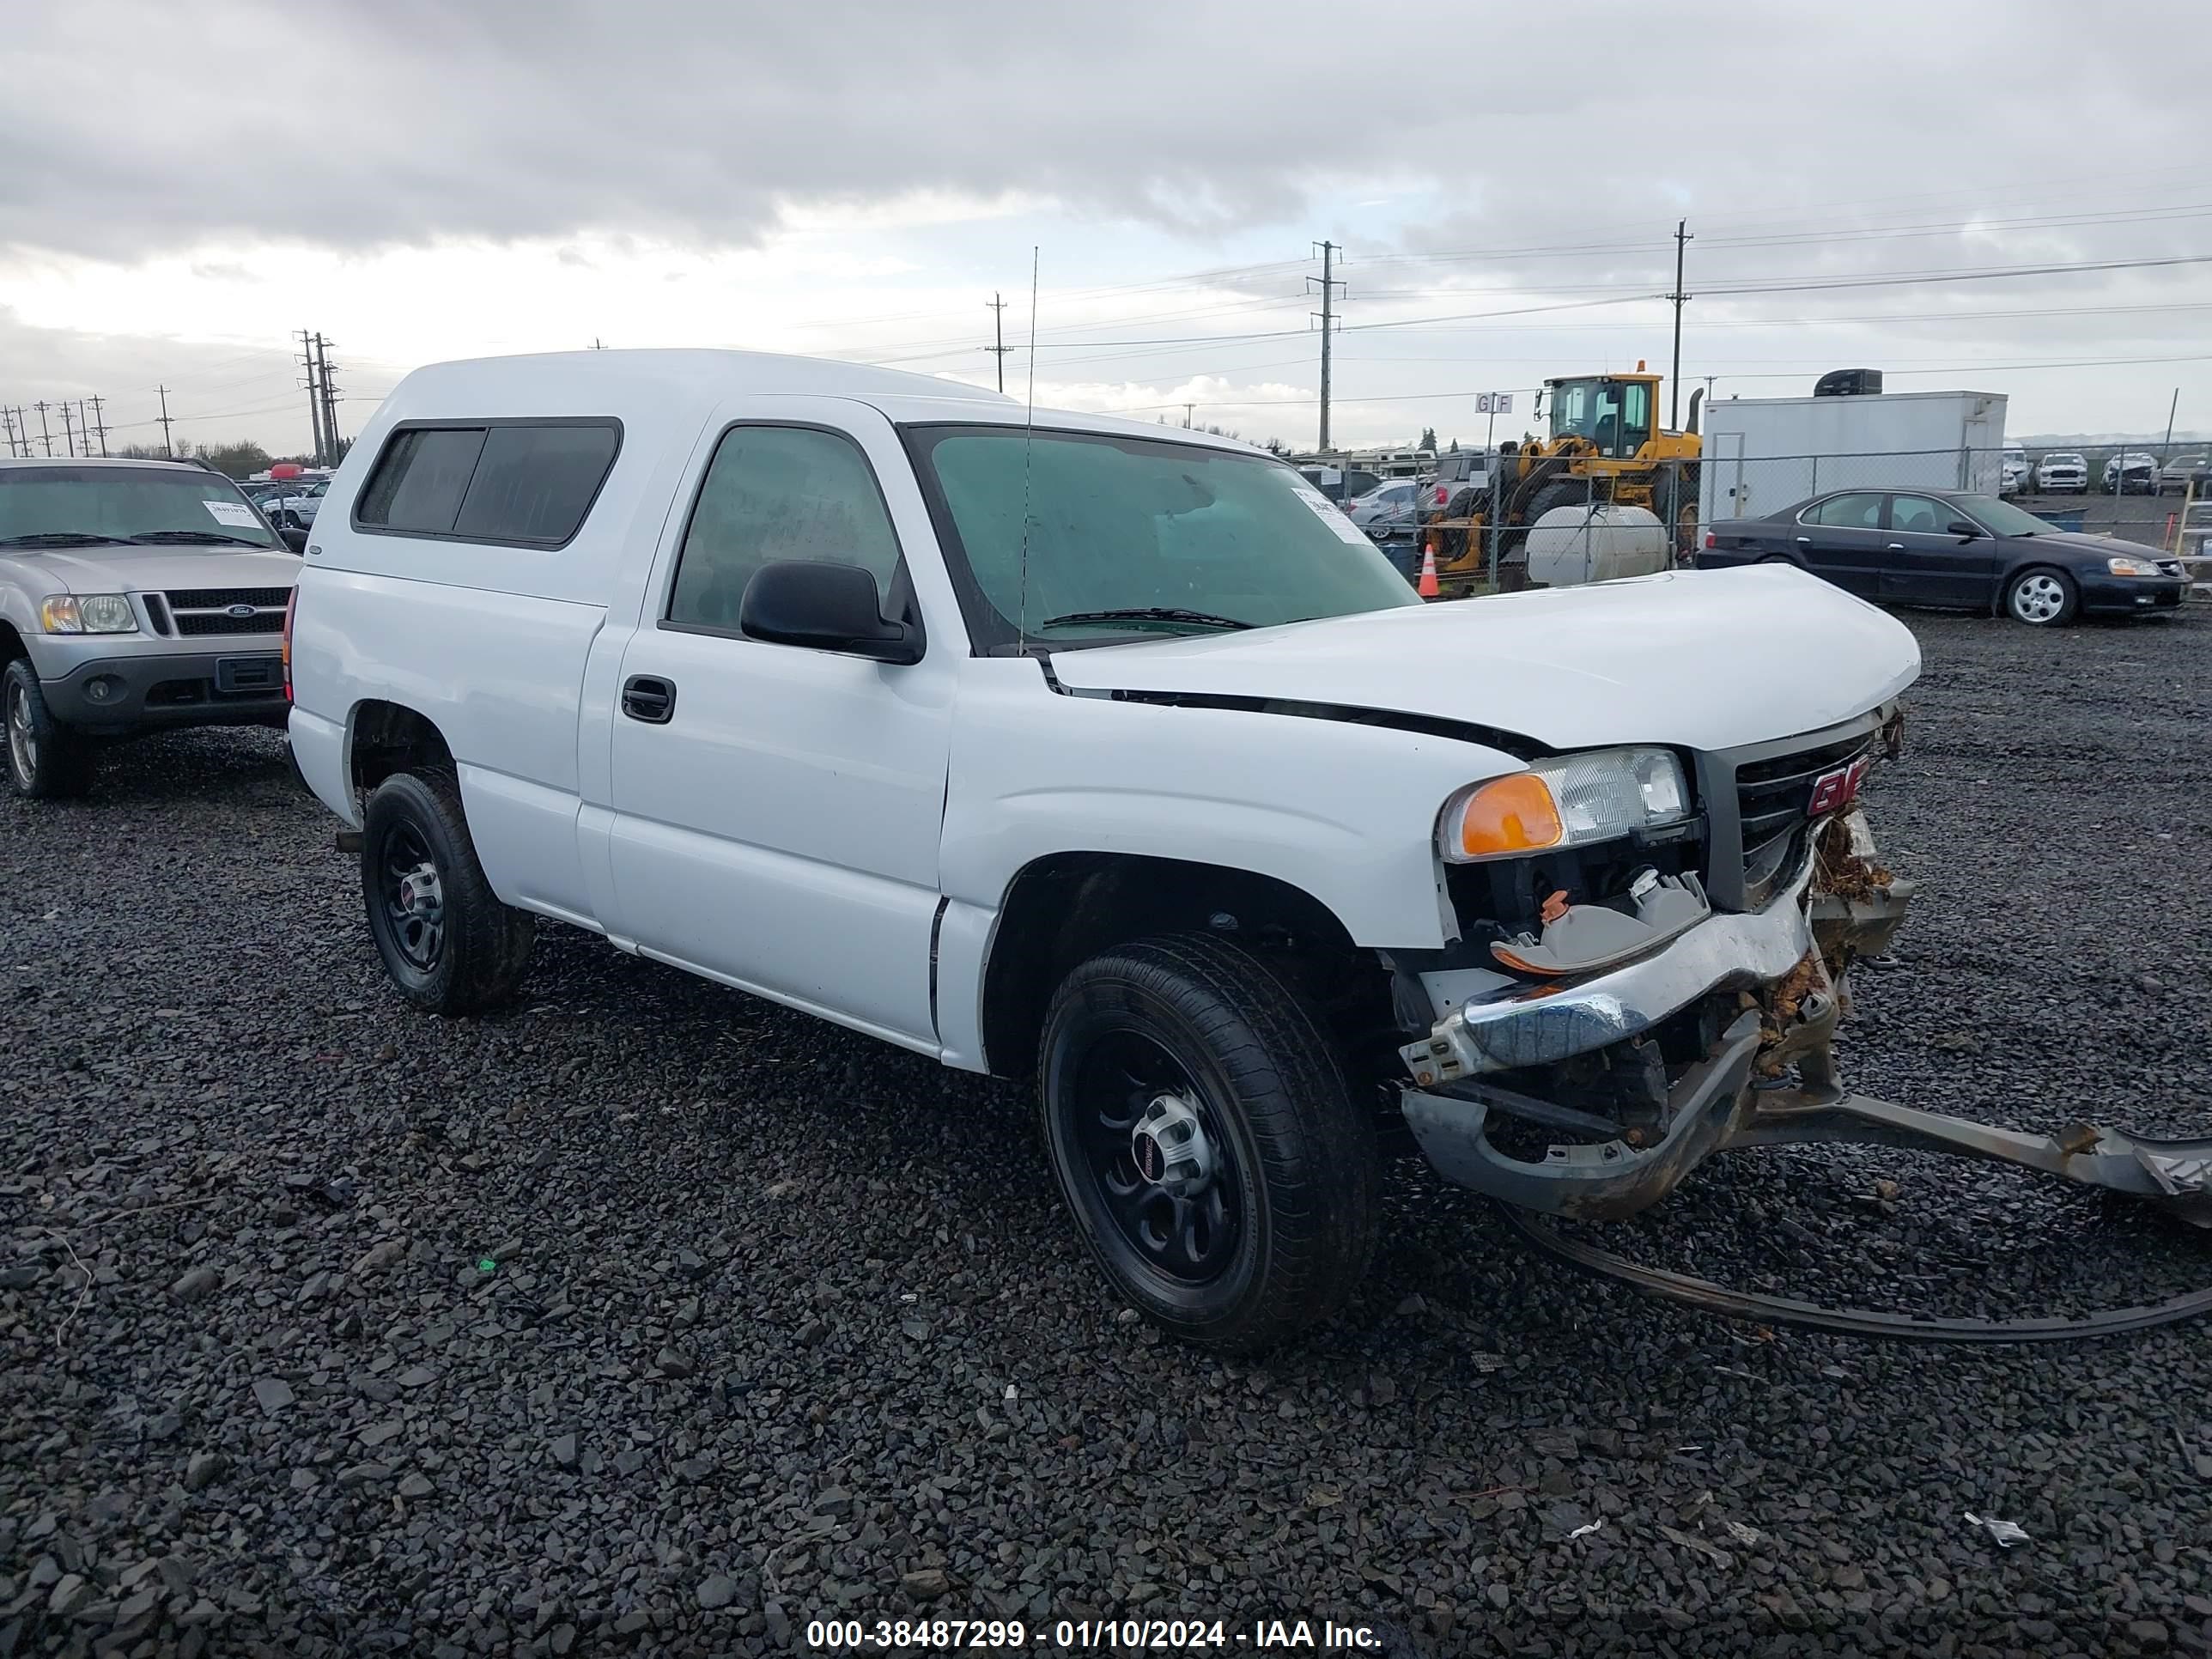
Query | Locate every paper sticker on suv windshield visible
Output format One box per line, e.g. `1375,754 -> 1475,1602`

1289,483 -> 1372,547
204,501 -> 260,528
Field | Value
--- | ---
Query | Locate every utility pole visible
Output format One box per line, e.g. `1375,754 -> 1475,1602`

2160,386 -> 2179,464
1669,220 -> 1693,431
1309,240 -> 1344,453
33,401 -> 53,457
1182,404 -> 1194,429
985,294 -> 1011,394
59,401 -> 77,457
299,329 -> 326,465
87,395 -> 108,457
314,334 -> 340,463
156,386 -> 175,458
1,407 -> 16,459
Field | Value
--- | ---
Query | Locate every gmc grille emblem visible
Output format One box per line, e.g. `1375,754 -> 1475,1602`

1808,757 -> 1869,817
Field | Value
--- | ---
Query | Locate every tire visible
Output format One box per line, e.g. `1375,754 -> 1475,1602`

3,659 -> 94,800
2004,565 -> 2077,627
1037,933 -> 1381,1353
361,768 -> 534,1014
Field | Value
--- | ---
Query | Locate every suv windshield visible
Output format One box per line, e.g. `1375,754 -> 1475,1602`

0,465 -> 279,548
908,425 -> 1419,648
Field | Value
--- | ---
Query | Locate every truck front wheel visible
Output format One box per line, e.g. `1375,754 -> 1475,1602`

3,660 -> 94,800
361,769 -> 534,1014
1038,933 -> 1381,1352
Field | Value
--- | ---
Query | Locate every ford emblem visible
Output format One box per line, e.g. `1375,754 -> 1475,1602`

226,604 -> 257,618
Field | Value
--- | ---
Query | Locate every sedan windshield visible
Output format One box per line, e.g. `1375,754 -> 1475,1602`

908,425 -> 1419,647
0,465 -> 279,549
1963,495 -> 2057,537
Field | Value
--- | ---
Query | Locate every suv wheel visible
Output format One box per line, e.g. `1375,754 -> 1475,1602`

362,769 -> 534,1013
1038,933 -> 1381,1352
3,659 -> 94,799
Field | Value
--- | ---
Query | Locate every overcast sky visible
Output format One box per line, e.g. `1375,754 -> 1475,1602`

4,0 -> 2209,459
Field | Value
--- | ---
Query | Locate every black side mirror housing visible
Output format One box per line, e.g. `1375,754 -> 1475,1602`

738,560 -> 922,665
1948,520 -> 1981,539
279,526 -> 308,553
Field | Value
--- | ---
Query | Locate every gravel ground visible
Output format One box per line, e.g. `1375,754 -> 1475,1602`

3,609 -> 2210,1659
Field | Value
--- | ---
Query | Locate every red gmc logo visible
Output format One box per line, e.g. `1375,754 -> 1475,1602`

1808,757 -> 1870,817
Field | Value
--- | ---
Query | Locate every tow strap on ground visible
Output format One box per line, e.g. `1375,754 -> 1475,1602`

1498,1199 -> 2212,1344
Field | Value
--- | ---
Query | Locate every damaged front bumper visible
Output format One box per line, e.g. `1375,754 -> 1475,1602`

1397,812 -> 2212,1227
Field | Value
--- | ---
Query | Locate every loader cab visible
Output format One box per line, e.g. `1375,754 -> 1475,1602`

1545,374 -> 1659,460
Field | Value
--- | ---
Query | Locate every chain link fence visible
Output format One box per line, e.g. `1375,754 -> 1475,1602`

1400,445 -> 2208,595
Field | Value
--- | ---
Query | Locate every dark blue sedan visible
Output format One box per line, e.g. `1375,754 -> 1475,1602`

1698,489 -> 2185,626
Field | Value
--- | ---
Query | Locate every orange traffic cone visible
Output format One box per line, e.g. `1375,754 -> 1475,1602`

1416,540 -> 1441,599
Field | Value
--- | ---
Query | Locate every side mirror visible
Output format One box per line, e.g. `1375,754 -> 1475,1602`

1948,520 -> 1981,539
279,526 -> 308,553
738,560 -> 921,665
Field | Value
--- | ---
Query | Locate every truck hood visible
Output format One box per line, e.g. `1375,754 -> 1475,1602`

1048,564 -> 1920,753
21,544 -> 299,594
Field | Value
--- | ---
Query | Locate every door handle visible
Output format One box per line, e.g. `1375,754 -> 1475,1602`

621,675 -> 677,724
1796,535 -> 1812,544
1886,543 -> 1905,550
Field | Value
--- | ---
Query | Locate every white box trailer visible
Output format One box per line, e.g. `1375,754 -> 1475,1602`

1698,389 -> 2007,531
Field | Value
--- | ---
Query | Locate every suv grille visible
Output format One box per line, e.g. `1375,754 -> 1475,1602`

164,586 -> 289,609
164,586 -> 289,637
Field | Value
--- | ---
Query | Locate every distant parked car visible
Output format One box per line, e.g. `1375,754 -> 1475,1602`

1346,481 -> 1419,543
1697,487 -> 2185,626
260,480 -> 327,529
2034,452 -> 2087,494
2102,453 -> 2159,495
2157,454 -> 2210,495
2000,446 -> 2029,496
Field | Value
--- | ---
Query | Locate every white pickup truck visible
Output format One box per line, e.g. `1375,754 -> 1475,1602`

289,349 -> 1921,1351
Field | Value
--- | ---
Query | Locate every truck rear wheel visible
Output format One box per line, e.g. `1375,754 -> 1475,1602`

1038,933 -> 1380,1352
3,660 -> 94,800
361,768 -> 534,1014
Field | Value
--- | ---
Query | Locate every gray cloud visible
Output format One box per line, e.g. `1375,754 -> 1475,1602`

5,0 -> 2199,264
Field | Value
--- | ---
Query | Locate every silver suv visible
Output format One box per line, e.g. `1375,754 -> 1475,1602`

1,458 -> 300,798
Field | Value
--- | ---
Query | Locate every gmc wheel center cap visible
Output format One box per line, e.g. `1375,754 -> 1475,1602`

1132,1093 -> 1214,1198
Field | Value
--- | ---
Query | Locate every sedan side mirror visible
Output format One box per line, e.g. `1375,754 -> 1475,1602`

739,559 -> 922,665
1948,520 -> 1981,540
279,526 -> 308,553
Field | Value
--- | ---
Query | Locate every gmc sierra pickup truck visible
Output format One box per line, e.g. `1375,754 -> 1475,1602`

288,349 -> 1920,1351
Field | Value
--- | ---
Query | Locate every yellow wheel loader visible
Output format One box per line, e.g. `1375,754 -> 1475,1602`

1423,364 -> 1703,591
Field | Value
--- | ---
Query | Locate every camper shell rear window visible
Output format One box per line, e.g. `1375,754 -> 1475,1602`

353,418 -> 622,547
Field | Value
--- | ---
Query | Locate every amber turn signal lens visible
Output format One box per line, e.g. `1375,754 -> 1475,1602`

1455,774 -> 1565,859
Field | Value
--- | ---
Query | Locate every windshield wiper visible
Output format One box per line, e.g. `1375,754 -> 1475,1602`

126,531 -> 268,547
1036,607 -> 1255,632
0,532 -> 114,547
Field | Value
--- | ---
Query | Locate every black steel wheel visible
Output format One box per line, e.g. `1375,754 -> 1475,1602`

1039,933 -> 1381,1352
361,769 -> 534,1014
2,659 -> 93,800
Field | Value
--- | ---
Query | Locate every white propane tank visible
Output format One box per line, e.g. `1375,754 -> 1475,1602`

1524,503 -> 1670,587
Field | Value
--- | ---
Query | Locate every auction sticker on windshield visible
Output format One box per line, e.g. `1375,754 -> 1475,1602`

1287,482 -> 1371,547
204,501 -> 261,528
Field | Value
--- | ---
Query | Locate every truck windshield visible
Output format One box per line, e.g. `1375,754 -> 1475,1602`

0,465 -> 280,549
906,425 -> 1420,649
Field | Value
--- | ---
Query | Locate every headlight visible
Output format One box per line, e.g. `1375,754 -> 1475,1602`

1441,747 -> 1691,862
2107,555 -> 2164,577
40,594 -> 139,635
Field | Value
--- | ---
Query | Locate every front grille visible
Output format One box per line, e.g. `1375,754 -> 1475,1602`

173,611 -> 282,636
1735,732 -> 1869,860
164,586 -> 289,609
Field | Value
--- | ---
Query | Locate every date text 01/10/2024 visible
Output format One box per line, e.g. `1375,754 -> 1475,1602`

804,1618 -> 1393,1650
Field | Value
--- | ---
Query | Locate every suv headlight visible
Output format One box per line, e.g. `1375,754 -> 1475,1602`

1441,747 -> 1690,862
2107,555 -> 2164,577
40,594 -> 139,635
